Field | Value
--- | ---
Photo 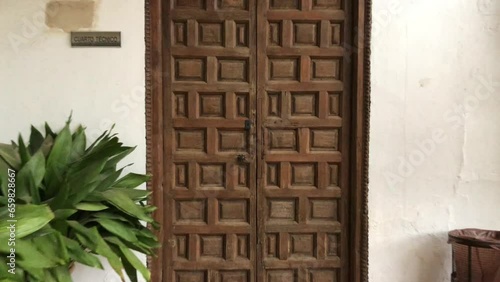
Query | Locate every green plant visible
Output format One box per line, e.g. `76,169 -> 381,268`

0,119 -> 159,282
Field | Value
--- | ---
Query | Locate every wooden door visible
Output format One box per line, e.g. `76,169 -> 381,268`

256,0 -> 352,281
163,0 -> 257,281
161,0 -> 354,281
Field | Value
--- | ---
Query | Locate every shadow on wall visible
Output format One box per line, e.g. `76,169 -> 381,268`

401,232 -> 451,282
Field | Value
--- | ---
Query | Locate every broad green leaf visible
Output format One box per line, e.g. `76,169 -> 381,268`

136,233 -> 160,249
60,159 -> 106,207
90,134 -> 120,155
28,126 -> 44,155
45,124 -> 72,197
32,232 -> 68,265
15,260 -> 45,282
0,257 -> 25,282
42,269 -> 57,282
44,122 -> 57,139
53,209 -> 77,219
113,173 -> 151,189
75,202 -> 108,211
50,266 -> 72,282
122,253 -> 139,282
17,135 -> 30,165
0,204 -> 54,241
63,237 -> 103,269
94,218 -> 137,242
0,157 -> 10,196
118,238 -> 154,256
80,142 -> 125,167
118,189 -> 152,201
15,151 -> 45,203
143,205 -> 158,213
135,228 -> 157,239
93,212 -> 132,223
48,183 -> 70,210
99,189 -> 153,223
15,239 -> 59,268
150,221 -> 160,230
94,168 -> 124,191
119,246 -> 150,282
85,129 -> 110,154
69,126 -> 86,162
103,146 -> 135,171
68,221 -> 124,278
0,143 -> 20,169
22,225 -> 55,240
40,135 -> 54,157
107,236 -> 150,281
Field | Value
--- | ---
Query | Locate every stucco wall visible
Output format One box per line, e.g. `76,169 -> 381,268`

0,0 -> 499,282
0,0 -> 145,281
370,0 -> 500,281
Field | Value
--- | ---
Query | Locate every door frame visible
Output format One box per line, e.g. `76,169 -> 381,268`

144,0 -> 371,281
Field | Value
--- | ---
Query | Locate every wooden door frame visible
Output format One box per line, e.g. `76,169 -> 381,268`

144,0 -> 371,281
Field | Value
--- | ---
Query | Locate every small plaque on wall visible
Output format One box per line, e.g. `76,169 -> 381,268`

71,32 -> 121,47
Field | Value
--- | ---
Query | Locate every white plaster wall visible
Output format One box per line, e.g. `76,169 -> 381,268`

0,0 -> 145,281
1,0 -> 500,282
370,0 -> 500,281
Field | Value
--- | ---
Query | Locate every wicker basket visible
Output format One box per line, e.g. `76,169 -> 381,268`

449,229 -> 500,282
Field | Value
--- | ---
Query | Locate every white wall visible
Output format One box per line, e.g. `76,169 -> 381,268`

370,0 -> 500,281
1,1 -> 499,282
0,0 -> 145,281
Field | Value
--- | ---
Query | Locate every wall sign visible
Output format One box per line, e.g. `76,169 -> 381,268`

71,32 -> 121,47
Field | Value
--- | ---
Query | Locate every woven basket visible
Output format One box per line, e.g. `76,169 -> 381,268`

449,229 -> 500,282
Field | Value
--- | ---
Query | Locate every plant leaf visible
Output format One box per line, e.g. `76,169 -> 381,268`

0,157 -> 10,196
22,225 -> 55,240
94,218 -> 137,243
106,236 -> 150,281
0,143 -> 21,169
44,122 -> 57,139
17,135 -> 30,165
40,135 -> 54,157
98,189 -> 154,223
28,126 -> 45,155
50,266 -> 72,282
94,168 -> 124,192
45,124 -> 72,197
120,189 -> 152,201
75,202 -> 108,211
113,173 -> 151,189
103,146 -> 135,171
32,232 -> 68,265
68,221 -> 124,279
93,212 -> 131,222
122,253 -> 139,282
0,257 -> 25,282
69,126 -> 86,162
63,237 -> 103,269
15,239 -> 59,268
53,209 -> 77,220
15,151 -> 45,203
0,204 -> 54,241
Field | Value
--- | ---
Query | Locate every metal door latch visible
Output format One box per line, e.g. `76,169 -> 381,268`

237,154 -> 246,163
245,120 -> 252,130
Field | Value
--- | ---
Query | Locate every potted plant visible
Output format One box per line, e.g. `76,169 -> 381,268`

0,118 -> 159,282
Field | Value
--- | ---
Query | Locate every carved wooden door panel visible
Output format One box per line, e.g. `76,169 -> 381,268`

164,0 -> 257,281
256,0 -> 352,281
163,0 -> 352,281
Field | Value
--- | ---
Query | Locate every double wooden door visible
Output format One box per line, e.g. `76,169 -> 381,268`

163,0 -> 352,281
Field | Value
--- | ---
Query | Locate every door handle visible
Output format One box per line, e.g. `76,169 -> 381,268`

237,154 -> 247,163
245,120 -> 252,131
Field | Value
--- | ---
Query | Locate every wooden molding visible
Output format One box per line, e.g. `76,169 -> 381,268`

144,1 -> 371,280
